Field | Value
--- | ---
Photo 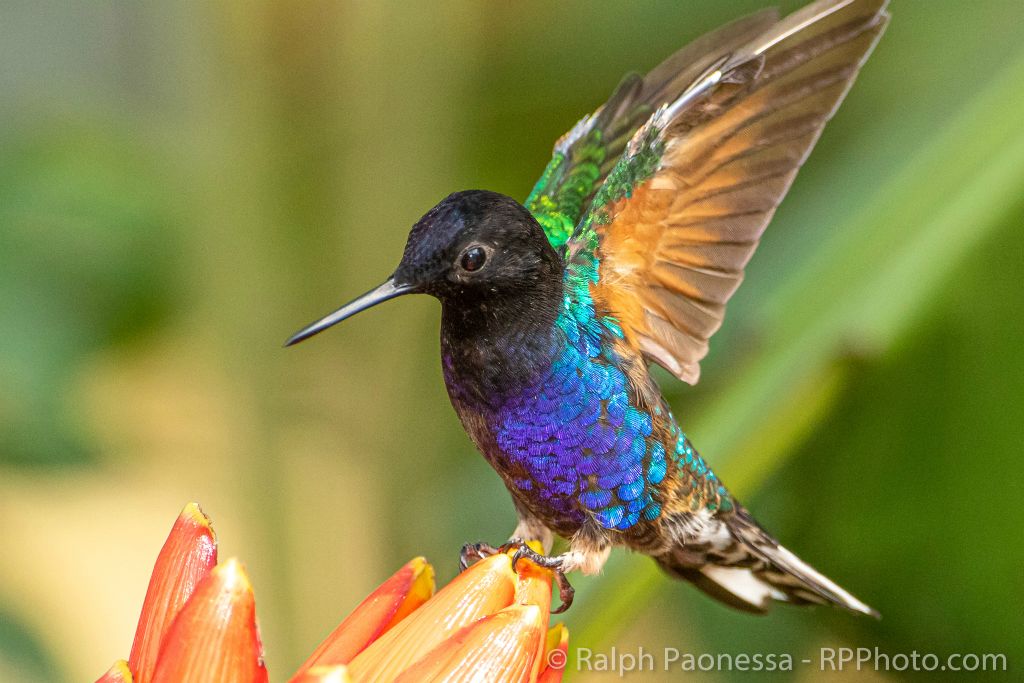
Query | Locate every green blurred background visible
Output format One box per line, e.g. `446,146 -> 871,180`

2,1 -> 1022,680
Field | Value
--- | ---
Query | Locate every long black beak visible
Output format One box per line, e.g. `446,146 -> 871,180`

284,278 -> 416,347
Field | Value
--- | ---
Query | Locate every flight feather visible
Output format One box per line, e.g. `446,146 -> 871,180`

528,0 -> 890,383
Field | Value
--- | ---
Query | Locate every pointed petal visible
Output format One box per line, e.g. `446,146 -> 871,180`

290,665 -> 352,683
537,624 -> 569,683
129,502 -> 218,683
393,605 -> 545,683
96,660 -> 134,683
346,554 -> 516,682
290,557 -> 434,678
151,559 -> 268,683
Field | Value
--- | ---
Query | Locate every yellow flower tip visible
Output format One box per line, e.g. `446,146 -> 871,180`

394,557 -> 435,626
292,665 -> 352,683
406,555 -> 428,573
345,553 -> 517,682
544,623 -> 568,653
95,659 -> 133,683
407,556 -> 435,593
129,502 -> 219,683
290,557 -> 437,679
216,558 -> 254,595
537,623 -> 569,683
179,502 -> 216,537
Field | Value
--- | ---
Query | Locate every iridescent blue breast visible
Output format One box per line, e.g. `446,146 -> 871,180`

487,303 -> 669,533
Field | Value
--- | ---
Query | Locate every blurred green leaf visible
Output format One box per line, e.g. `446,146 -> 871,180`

0,124 -> 177,466
0,608 -> 62,682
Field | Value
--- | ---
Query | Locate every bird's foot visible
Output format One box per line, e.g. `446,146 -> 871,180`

459,538 -> 575,612
458,538 -> 525,572
510,544 -> 575,614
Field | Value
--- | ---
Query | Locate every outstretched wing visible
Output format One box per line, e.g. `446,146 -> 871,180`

566,0 -> 889,383
525,8 -> 780,249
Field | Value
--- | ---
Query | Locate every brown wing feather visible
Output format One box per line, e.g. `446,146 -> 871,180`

532,8 -> 781,239
596,0 -> 889,383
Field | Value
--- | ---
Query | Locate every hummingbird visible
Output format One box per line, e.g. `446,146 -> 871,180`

288,0 -> 888,616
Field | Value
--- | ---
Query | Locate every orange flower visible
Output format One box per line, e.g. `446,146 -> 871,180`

129,502 -> 218,683
96,503 -> 266,683
97,503 -> 569,683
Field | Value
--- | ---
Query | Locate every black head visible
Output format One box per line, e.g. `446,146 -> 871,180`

395,190 -> 562,303
285,190 -> 563,346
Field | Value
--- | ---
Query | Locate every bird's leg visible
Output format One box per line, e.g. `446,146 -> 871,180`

506,528 -> 611,614
461,524 -> 607,613
510,544 -> 576,614
459,539 -> 576,612
510,514 -> 554,554
459,509 -> 575,608
513,524 -> 612,612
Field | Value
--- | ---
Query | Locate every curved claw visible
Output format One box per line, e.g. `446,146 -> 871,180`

551,577 -> 575,614
458,542 -> 499,572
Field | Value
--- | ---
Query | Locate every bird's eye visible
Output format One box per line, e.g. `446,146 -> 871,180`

459,246 -> 487,272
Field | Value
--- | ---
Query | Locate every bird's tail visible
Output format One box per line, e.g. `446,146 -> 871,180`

656,507 -> 878,617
